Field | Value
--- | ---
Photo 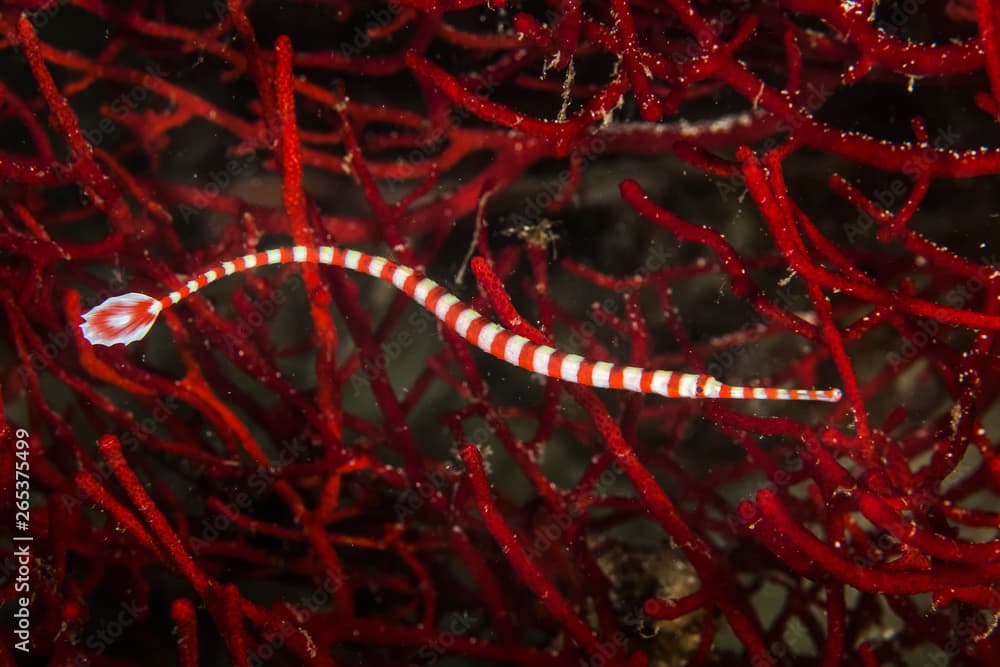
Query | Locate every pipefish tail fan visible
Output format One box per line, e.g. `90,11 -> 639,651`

80,292 -> 163,347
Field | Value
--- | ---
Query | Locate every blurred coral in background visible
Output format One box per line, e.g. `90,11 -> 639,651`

2,0 -> 1000,664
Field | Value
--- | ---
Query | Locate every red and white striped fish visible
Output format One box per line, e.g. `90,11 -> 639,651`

80,246 -> 842,402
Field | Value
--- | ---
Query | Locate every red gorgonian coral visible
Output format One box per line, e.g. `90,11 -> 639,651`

2,0 -> 1000,665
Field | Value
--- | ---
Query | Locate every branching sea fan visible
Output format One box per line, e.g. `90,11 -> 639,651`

2,1 -> 1000,665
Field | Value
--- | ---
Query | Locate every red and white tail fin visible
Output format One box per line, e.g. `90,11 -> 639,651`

80,292 -> 163,346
